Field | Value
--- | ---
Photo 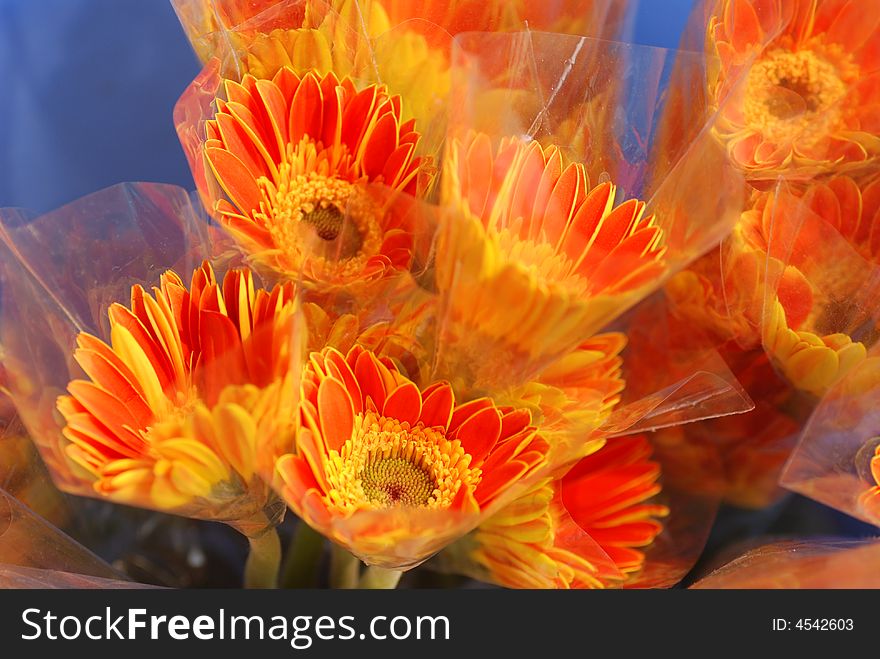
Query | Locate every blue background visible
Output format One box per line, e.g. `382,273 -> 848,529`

0,0 -> 696,213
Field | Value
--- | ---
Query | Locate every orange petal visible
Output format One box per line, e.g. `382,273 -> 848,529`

206,147 -> 263,217
419,382 -> 454,429
362,112 -> 400,180
382,381 -> 422,426
317,377 -> 355,452
453,405 -> 502,466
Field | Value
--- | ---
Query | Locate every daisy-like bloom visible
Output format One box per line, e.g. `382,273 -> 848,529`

274,344 -> 550,569
460,435 -> 667,588
55,262 -> 298,528
738,177 -> 880,396
204,67 -> 432,288
436,132 -> 666,387
708,0 -> 880,178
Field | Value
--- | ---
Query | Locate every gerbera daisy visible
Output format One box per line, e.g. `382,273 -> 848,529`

738,177 -> 880,396
708,0 -> 880,178
436,132 -> 666,387
457,435 -> 667,588
274,344 -> 551,569
56,262 -> 298,525
203,68 -> 432,288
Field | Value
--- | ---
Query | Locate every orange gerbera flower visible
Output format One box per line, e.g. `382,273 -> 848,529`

205,68 -> 432,287
274,345 -> 550,568
708,0 -> 880,177
436,132 -> 665,386
738,176 -> 880,395
462,435 -> 667,588
55,262 -> 298,528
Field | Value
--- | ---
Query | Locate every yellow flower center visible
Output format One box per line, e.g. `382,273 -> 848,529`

495,228 -> 587,295
743,46 -> 852,146
256,167 -> 383,280
324,411 -> 481,513
360,457 -> 435,506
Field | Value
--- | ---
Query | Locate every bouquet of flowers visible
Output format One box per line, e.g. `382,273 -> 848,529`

0,0 -> 877,590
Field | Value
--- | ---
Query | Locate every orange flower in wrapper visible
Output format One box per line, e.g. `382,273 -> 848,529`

274,344 -> 554,569
707,0 -> 880,179
451,435 -> 667,589
0,185 -> 309,586
56,262 -> 296,520
436,132 -> 666,388
203,67 -> 433,289
742,174 -> 880,397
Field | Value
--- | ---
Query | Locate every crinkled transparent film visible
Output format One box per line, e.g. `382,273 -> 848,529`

0,413 -> 68,525
0,487 -> 121,579
691,538 -> 880,589
701,0 -> 880,182
625,482 -> 718,589
0,183 -> 302,536
429,478 -> 625,589
602,292 -> 753,437
349,0 -> 633,39
434,31 -> 749,388
0,564 -> 156,589
432,433 -> 684,589
781,345 -> 880,526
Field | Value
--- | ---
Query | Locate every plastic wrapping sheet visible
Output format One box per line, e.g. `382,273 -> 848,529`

0,487 -> 120,579
0,414 -> 68,525
0,564 -> 156,589
691,538 -> 880,588
781,344 -> 880,526
602,291 -> 753,437
432,435 -> 669,589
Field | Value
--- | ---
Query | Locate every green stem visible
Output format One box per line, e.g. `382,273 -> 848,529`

244,527 -> 282,589
329,544 -> 361,589
280,522 -> 325,588
359,566 -> 403,589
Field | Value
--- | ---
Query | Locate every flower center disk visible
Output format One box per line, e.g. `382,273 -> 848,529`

324,411 -> 480,514
743,47 -> 851,145
359,456 -> 436,507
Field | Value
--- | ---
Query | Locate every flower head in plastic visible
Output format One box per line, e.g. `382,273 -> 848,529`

274,344 -> 550,568
709,0 -> 880,177
205,68 -> 433,288
56,262 -> 298,524
436,132 -> 665,386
